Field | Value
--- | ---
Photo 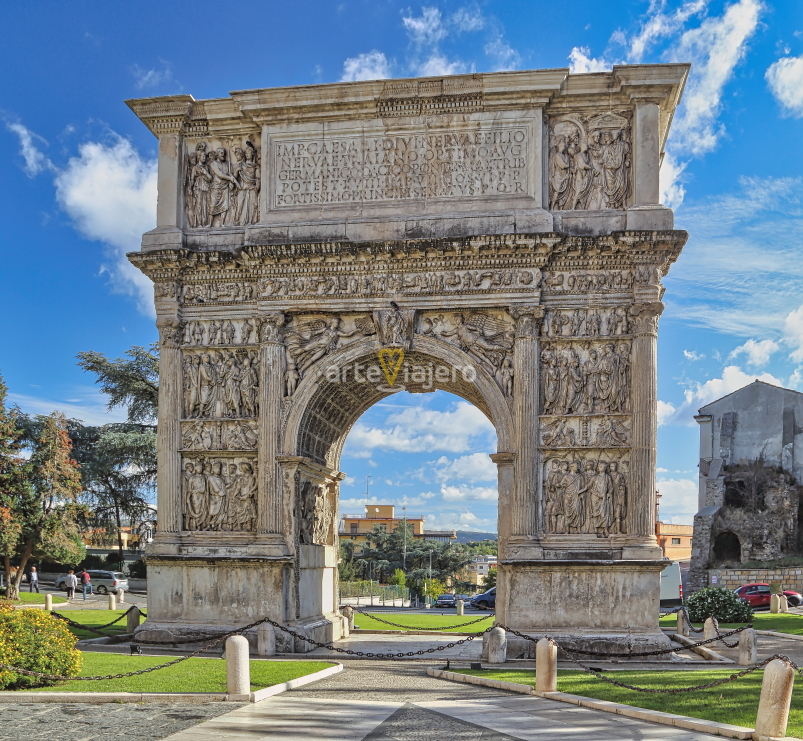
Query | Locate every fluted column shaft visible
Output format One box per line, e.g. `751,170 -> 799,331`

156,322 -> 183,533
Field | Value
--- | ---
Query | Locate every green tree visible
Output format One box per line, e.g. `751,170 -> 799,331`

388,568 -> 406,587
0,375 -> 26,584
483,566 -> 497,589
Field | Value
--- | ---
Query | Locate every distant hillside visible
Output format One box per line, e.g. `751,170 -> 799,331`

455,531 -> 497,543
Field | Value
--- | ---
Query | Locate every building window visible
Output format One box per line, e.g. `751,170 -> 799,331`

350,523 -> 358,533
671,537 -> 681,545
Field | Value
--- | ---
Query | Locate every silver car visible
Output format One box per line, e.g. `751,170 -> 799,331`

55,570 -> 129,595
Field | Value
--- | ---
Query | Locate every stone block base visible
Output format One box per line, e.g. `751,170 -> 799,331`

486,630 -> 672,661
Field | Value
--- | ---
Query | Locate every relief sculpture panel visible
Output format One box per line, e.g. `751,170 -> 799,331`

182,318 -> 260,346
181,420 -> 258,451
182,456 -> 257,532
541,306 -> 630,338
548,112 -> 632,211
296,479 -> 336,547
541,415 -> 630,449
183,349 -> 260,419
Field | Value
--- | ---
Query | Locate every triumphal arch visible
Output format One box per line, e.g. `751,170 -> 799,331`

127,64 -> 689,655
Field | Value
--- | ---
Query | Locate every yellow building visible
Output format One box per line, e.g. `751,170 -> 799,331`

340,505 -> 456,550
656,522 -> 694,561
465,555 -> 497,585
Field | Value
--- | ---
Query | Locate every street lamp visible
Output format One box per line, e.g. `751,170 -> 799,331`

402,505 -> 407,571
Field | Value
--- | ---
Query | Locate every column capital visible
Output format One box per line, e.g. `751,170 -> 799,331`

258,312 -> 286,344
509,305 -> 545,338
490,452 -> 517,466
629,301 -> 664,335
156,317 -> 183,348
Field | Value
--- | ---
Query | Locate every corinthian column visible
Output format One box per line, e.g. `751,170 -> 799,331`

156,316 -> 183,533
628,301 -> 663,539
509,306 -> 545,540
257,313 -> 286,534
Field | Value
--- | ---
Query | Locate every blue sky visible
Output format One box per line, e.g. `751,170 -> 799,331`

1,0 -> 802,531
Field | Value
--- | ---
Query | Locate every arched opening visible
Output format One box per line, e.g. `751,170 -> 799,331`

711,531 -> 741,567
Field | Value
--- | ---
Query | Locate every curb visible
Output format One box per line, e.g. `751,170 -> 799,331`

427,667 -> 756,740
671,633 -> 734,662
0,662 -> 343,704
756,630 -> 803,642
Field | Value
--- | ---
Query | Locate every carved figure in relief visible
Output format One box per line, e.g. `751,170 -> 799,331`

542,349 -> 560,415
562,462 -> 587,534
222,320 -> 236,345
594,416 -> 629,447
189,150 -> 212,227
543,418 -> 575,448
498,358 -> 514,398
587,310 -> 601,337
610,461 -> 628,534
208,321 -> 220,346
184,461 -> 207,531
440,313 -> 513,375
601,130 -> 631,209
184,350 -> 259,420
569,142 -> 594,210
374,304 -> 408,346
209,148 -> 239,227
241,318 -> 256,345
615,343 -> 631,413
233,141 -> 260,225
545,460 -> 567,532
284,317 -> 359,380
231,463 -> 257,531
586,461 -> 614,536
297,480 -> 316,545
549,137 -> 572,210
206,462 -> 227,529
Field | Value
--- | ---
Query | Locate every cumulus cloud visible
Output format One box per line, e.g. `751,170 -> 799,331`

430,453 -> 497,484
658,400 -> 677,427
626,0 -> 708,63
657,478 -> 699,523
683,350 -> 705,361
729,338 -> 780,367
425,511 -> 497,532
568,46 -> 611,73
415,54 -> 466,77
439,484 -> 498,502
347,401 -> 496,454
783,305 -> 803,362
659,151 -> 687,210
340,50 -> 392,82
6,121 -> 56,177
766,55 -> 803,117
54,135 -> 157,315
402,6 -> 448,46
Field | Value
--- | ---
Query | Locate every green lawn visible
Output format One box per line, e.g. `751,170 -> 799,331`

454,668 -> 803,737
659,612 -> 803,636
0,592 -> 67,605
53,609 -> 142,639
353,612 -> 493,632
23,652 -> 335,693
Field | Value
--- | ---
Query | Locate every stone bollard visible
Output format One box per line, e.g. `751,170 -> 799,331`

487,626 -> 507,664
703,616 -> 717,642
126,606 -> 140,635
738,628 -> 757,666
677,609 -> 689,637
780,594 -> 789,613
117,588 -> 125,604
257,623 -> 276,656
225,635 -> 251,696
342,606 -> 354,631
535,638 -> 558,693
108,593 -> 116,611
754,658 -> 795,741
44,593 -> 53,611
770,594 -> 780,614
456,599 -> 464,616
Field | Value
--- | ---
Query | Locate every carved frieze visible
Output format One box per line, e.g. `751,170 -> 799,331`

182,318 -> 260,346
296,478 -> 336,547
542,270 -> 634,292
548,112 -> 632,211
182,281 -> 256,303
184,138 -> 260,228
540,341 -> 631,415
182,456 -> 257,532
543,455 -> 629,536
182,349 -> 259,419
181,420 -> 258,451
541,306 -> 630,338
540,415 -> 630,449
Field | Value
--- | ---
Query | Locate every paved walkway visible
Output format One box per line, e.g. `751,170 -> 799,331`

160,662 -> 725,741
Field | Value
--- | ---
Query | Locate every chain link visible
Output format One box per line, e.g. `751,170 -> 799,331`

661,606 -> 703,633
351,608 -> 494,631
51,607 -> 141,637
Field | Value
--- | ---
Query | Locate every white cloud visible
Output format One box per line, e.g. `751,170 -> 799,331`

340,50 -> 392,82
658,400 -> 677,427
402,7 -> 448,46
766,55 -> 803,117
626,0 -> 708,63
665,365 -> 783,425
668,0 -> 763,157
450,6 -> 485,32
54,135 -> 157,315
431,453 -> 497,484
9,390 -> 127,426
784,305 -> 803,361
484,36 -> 522,71
347,401 -> 495,454
729,338 -> 780,367
568,46 -> 611,73
659,151 -> 687,210
657,478 -> 699,523
440,484 -> 497,502
6,121 -> 56,177
131,62 -> 174,90
425,511 -> 497,532
415,53 -> 466,77
683,350 -> 705,361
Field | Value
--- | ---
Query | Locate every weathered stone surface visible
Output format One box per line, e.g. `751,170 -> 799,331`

128,65 -> 688,653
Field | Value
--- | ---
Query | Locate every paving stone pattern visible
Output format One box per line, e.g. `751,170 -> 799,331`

0,701 -> 244,741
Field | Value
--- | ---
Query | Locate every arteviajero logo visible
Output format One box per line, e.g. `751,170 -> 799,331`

377,348 -> 404,386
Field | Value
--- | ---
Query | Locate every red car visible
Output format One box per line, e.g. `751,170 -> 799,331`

734,583 -> 802,608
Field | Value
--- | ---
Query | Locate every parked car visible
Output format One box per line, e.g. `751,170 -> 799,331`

454,594 -> 472,605
435,594 -> 456,608
55,570 -> 129,595
469,587 -> 496,610
734,583 -> 803,608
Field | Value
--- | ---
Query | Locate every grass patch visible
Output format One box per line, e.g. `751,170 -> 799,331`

353,612 -> 493,632
659,612 -> 803,636
23,652 -> 334,693
0,592 -> 66,605
53,609 -> 142,639
453,668 -> 803,736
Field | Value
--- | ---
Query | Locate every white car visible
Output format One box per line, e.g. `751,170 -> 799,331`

55,570 -> 129,595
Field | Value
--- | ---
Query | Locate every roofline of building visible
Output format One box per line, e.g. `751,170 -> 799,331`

697,379 -> 803,414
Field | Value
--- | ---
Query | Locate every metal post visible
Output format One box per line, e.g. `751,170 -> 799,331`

402,505 -> 407,571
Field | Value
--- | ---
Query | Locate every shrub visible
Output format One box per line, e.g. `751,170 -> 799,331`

128,559 -> 147,578
686,587 -> 753,623
0,604 -> 82,689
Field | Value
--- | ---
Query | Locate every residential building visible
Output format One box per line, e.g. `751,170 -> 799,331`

339,505 -> 456,550
465,555 -> 497,586
656,522 -> 693,561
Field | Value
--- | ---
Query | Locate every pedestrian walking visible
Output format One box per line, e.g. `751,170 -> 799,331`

79,569 -> 93,600
64,570 -> 78,600
28,566 -> 39,593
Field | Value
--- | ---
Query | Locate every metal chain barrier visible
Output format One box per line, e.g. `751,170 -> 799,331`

660,606 -> 703,633
351,608 -> 494,631
709,616 -> 740,648
500,624 -> 750,658
51,607 -> 141,637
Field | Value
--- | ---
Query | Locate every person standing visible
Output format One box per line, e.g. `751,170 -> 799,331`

28,566 -> 39,593
64,570 -> 78,601
79,570 -> 92,600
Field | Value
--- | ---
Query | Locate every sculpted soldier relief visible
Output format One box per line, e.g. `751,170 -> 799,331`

182,420 -> 258,451
544,457 -> 629,536
540,342 -> 631,415
182,457 -> 257,532
182,282 -> 256,303
542,306 -> 630,338
182,318 -> 260,346
548,112 -> 632,211
184,139 -> 261,228
183,349 -> 260,419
